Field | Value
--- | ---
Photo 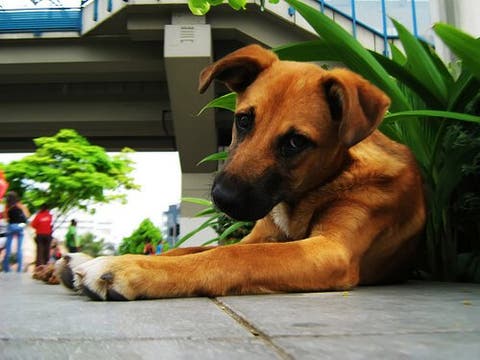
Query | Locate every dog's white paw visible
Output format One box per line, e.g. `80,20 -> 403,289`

73,255 -> 147,301
55,253 -> 93,290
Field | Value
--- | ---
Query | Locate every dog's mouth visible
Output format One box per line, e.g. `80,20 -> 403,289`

211,171 -> 283,221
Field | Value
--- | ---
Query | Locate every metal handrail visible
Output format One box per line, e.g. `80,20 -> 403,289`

0,7 -> 81,34
288,0 -> 422,56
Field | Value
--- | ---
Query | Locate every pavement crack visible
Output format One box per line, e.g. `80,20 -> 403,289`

211,298 -> 294,360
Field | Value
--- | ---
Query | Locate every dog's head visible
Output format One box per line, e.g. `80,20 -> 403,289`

199,45 -> 390,221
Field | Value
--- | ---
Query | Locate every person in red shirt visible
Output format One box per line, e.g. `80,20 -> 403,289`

30,204 -> 53,267
143,238 -> 154,255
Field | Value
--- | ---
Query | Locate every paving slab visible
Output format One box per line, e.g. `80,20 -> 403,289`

219,282 -> 480,359
1,274 -> 479,359
0,274 -> 279,360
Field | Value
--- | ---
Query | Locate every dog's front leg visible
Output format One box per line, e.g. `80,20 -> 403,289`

74,239 -> 357,301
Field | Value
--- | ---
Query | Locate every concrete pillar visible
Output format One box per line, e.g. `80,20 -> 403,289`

164,12 -> 218,224
430,0 -> 480,61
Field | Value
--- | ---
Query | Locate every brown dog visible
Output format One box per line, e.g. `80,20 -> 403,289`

66,45 -> 425,300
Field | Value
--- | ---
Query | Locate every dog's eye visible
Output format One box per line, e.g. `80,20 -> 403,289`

281,134 -> 311,157
235,112 -> 254,133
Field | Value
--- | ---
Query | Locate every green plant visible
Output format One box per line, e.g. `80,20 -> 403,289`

118,218 -> 164,255
194,0 -> 480,281
175,196 -> 253,248
187,0 -> 279,15
78,232 -> 115,257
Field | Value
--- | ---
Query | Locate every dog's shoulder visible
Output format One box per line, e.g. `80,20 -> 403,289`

319,130 -> 422,205
349,131 -> 418,179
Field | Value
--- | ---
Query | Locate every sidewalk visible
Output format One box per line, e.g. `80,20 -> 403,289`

1,274 -> 479,359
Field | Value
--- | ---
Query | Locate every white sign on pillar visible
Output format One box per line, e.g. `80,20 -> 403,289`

164,24 -> 212,58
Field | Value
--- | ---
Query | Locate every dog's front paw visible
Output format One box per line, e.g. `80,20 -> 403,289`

73,255 -> 160,301
55,253 -> 93,290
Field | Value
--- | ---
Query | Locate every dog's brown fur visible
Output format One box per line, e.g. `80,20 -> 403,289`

69,45 -> 426,300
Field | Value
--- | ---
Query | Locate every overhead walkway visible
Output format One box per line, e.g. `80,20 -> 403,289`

0,1 -> 427,53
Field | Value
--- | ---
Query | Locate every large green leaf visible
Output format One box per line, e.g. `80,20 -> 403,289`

274,40 -> 340,62
284,0 -> 410,112
371,51 -> 443,108
419,39 -> 454,85
188,0 -> 210,15
448,71 -> 480,112
434,23 -> 480,81
391,18 -> 450,106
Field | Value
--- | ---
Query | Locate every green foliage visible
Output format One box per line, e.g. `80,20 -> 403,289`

3,129 -> 139,228
78,232 -> 116,257
188,0 -> 247,16
118,218 -> 163,255
191,0 -> 480,281
176,197 -> 253,247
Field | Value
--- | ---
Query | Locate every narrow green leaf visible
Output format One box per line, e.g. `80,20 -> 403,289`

384,110 -> 480,124
284,0 -> 410,112
198,92 -> 236,115
197,151 -> 228,165
391,18 -> 449,105
219,221 -> 251,241
194,207 -> 218,217
434,23 -> 480,81
181,197 -> 213,207
174,215 -> 220,248
201,237 -> 221,246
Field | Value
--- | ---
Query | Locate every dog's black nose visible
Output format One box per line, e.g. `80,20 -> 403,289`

211,172 -> 279,221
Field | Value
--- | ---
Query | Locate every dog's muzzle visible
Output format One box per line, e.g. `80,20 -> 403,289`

211,171 -> 282,221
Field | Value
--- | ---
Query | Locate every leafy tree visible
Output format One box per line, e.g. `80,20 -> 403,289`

118,218 -> 163,255
3,129 -> 139,229
77,232 -> 116,257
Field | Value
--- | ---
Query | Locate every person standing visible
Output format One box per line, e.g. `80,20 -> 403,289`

2,191 -> 30,272
156,240 -> 166,255
65,219 -> 79,253
143,238 -> 154,255
30,204 -> 53,267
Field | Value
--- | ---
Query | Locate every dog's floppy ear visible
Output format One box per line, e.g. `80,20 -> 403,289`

198,44 -> 278,94
323,69 -> 391,147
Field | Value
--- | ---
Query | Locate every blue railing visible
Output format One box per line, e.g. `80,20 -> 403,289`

289,0 -> 428,56
0,8 -> 81,34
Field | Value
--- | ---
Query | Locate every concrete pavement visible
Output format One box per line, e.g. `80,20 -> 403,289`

1,273 -> 479,359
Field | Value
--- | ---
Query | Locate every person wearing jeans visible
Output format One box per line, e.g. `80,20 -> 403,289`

2,191 -> 30,273
2,223 -> 26,272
